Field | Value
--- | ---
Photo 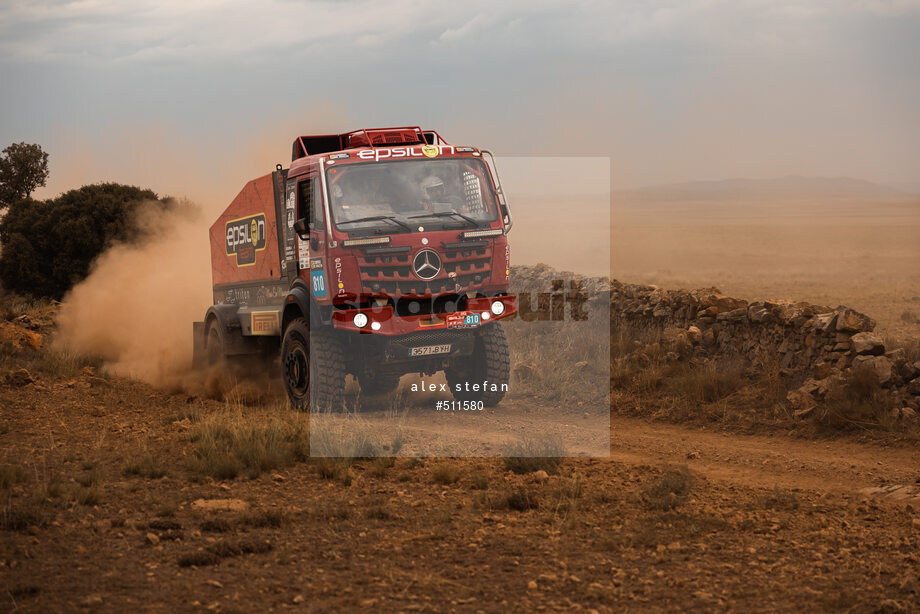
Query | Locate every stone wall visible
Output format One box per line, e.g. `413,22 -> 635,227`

610,279 -> 920,414
509,265 -> 920,414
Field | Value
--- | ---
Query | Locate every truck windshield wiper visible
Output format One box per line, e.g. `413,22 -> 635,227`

407,211 -> 479,227
337,215 -> 411,232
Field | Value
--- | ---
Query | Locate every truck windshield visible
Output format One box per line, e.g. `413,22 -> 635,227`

326,158 -> 499,233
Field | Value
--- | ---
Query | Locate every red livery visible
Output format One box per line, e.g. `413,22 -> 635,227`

193,127 -> 516,410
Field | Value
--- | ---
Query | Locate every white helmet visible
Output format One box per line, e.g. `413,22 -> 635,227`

421,175 -> 444,191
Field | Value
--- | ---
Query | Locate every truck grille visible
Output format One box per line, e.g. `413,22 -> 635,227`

357,246 -> 492,297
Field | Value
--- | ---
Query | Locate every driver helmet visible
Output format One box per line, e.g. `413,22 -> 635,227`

421,175 -> 445,200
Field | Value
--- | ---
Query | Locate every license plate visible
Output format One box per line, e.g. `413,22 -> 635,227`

409,344 -> 452,357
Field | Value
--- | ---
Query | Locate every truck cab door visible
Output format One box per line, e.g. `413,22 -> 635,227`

293,175 -> 329,298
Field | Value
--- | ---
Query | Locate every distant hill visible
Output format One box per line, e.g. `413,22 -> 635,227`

617,176 -> 914,203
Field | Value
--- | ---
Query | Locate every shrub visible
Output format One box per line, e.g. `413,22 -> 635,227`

0,183 -> 174,299
500,487 -> 540,511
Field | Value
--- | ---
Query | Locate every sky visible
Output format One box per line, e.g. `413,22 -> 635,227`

1,0 -> 919,207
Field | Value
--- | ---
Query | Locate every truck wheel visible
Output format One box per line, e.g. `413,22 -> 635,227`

281,318 -> 346,412
206,318 -> 226,366
359,372 -> 401,397
446,323 -> 510,407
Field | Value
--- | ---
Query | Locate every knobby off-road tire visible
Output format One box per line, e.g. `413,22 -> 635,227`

446,323 -> 510,407
281,318 -> 346,412
206,318 -> 229,367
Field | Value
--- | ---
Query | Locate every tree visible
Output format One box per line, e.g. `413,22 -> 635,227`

0,183 -> 171,299
0,142 -> 50,211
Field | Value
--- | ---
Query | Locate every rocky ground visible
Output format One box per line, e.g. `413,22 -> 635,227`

3,292 -> 920,612
2,360 -> 920,612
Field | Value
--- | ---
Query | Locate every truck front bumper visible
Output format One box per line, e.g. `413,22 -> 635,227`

331,295 -> 516,336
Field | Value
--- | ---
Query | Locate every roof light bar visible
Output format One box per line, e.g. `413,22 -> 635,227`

461,228 -> 503,239
342,236 -> 391,247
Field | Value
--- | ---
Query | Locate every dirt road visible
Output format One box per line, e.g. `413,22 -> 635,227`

609,416 -> 920,500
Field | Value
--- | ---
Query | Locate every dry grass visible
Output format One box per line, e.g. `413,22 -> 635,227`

643,466 -> 694,511
503,299 -> 610,405
124,453 -> 168,479
819,366 -> 896,431
188,409 -> 309,480
470,470 -> 489,490
367,457 -> 396,478
501,435 -> 567,475
177,538 -> 272,567
667,359 -> 746,404
431,462 -> 462,485
0,464 -> 27,490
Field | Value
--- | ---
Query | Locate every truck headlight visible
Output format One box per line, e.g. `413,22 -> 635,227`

490,300 -> 505,316
353,313 -> 369,328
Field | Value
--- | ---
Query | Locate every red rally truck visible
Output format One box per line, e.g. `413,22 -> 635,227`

193,127 -> 516,410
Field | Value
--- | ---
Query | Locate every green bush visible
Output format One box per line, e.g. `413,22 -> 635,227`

0,183 -> 171,298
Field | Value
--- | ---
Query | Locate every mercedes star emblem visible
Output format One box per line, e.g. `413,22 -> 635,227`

413,249 -> 442,281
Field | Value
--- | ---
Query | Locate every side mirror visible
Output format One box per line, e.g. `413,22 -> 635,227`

293,218 -> 309,239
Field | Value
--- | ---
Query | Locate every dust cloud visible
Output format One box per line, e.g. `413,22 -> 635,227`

55,202 -> 213,385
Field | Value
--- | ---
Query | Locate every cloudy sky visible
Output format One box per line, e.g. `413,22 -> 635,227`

1,0 -> 918,205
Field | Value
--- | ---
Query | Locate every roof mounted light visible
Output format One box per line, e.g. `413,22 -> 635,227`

461,228 -> 503,240
342,236 -> 391,247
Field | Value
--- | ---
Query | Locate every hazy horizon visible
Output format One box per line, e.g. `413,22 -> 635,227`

1,1 -> 918,208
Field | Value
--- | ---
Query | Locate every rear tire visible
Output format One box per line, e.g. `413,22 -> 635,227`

446,323 -> 510,407
206,318 -> 226,367
281,318 -> 346,412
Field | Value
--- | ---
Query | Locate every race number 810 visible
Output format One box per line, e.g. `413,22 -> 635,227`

311,270 -> 327,297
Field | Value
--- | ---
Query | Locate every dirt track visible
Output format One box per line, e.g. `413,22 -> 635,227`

3,373 -> 920,612
610,416 -> 920,499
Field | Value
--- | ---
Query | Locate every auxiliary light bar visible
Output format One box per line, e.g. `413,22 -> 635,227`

461,228 -> 503,239
342,236 -> 391,247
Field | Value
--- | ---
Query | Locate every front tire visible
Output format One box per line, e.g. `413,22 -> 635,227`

445,323 -> 510,407
281,319 -> 346,412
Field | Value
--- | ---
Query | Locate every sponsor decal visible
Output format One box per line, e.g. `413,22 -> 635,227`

334,257 -> 345,295
446,311 -> 480,328
355,145 -> 455,162
225,214 -> 267,266
311,269 -> 327,297
455,146 -> 475,153
251,311 -> 280,336
329,153 -> 350,160
310,258 -> 323,270
297,237 -> 310,271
